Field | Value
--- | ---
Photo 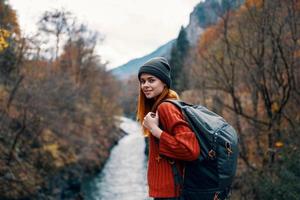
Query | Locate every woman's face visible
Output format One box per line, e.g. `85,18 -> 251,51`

140,73 -> 165,99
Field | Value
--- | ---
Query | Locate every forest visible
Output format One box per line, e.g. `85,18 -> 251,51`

0,0 -> 123,199
1,0 -> 300,199
174,0 -> 300,199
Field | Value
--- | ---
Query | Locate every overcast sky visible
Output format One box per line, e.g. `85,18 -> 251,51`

9,0 -> 201,69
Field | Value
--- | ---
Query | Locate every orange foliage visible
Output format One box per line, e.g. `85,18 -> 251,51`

245,0 -> 263,8
275,141 -> 284,148
198,25 -> 221,52
21,60 -> 50,79
295,49 -> 300,58
297,1 -> 300,10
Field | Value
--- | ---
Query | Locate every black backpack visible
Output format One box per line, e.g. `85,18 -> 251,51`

165,100 -> 239,200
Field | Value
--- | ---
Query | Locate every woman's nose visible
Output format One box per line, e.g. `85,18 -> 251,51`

142,81 -> 149,88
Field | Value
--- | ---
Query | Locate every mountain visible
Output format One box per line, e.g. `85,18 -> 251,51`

185,0 -> 244,45
110,39 -> 175,80
110,0 -> 244,80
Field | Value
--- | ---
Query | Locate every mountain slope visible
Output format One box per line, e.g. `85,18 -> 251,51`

110,39 -> 175,80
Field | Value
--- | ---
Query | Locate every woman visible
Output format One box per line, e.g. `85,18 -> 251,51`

136,57 -> 200,200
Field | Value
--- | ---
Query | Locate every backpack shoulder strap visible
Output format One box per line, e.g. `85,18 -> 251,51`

163,99 -> 181,107
163,99 -> 192,109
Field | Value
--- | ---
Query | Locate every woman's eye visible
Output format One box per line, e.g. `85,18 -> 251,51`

149,79 -> 155,83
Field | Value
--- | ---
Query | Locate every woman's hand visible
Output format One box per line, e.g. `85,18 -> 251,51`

143,112 -> 162,138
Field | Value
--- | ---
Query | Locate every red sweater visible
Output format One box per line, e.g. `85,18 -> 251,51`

147,102 -> 200,198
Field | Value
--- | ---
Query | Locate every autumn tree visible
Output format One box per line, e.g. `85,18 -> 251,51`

38,9 -> 73,60
59,23 -> 103,85
193,0 -> 300,198
0,6 -> 123,199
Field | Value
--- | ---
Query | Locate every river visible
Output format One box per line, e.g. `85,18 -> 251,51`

82,117 -> 152,200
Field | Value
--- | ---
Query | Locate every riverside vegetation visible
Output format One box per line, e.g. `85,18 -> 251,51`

0,1 -> 124,199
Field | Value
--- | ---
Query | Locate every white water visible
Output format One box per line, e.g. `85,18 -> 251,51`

82,117 -> 151,200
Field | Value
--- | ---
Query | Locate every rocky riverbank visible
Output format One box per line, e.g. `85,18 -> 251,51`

0,120 -> 127,200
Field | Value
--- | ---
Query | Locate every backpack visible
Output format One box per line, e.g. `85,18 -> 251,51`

164,100 -> 239,200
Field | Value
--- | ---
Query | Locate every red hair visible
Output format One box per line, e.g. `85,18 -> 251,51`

136,87 -> 179,136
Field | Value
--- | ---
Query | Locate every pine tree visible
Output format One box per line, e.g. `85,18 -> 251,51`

169,26 -> 189,92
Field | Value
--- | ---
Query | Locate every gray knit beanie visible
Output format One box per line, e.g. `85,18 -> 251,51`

138,57 -> 171,88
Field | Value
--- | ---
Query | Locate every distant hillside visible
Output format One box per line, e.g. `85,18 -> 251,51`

110,39 -> 175,80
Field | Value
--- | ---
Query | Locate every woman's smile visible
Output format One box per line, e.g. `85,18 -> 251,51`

140,73 -> 165,99
143,90 -> 152,95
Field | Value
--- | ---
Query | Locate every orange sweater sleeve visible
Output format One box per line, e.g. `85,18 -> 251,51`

157,102 -> 200,161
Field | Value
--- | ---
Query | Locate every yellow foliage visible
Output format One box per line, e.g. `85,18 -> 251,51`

41,129 -> 78,168
43,143 -> 59,159
42,143 -> 77,167
271,102 -> 280,113
215,49 -> 224,61
0,29 -> 10,37
0,29 -> 10,52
